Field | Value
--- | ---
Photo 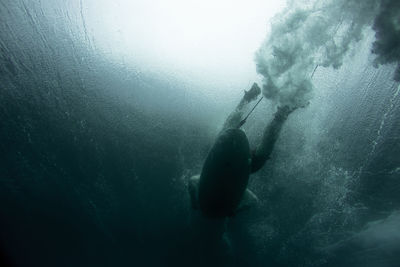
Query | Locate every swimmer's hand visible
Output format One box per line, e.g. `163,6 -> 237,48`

276,101 -> 309,119
275,101 -> 309,121
275,106 -> 292,121
244,82 -> 261,102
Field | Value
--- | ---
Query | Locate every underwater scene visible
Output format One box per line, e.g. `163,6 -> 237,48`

1,0 -> 399,266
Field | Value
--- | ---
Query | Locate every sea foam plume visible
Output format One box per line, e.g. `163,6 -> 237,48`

255,0 -> 399,108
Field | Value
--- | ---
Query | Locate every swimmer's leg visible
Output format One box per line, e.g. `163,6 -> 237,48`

250,106 -> 295,173
221,83 -> 261,131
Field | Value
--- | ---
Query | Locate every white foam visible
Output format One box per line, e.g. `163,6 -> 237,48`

255,0 -> 381,108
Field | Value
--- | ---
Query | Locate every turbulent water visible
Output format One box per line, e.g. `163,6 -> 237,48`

1,1 -> 399,267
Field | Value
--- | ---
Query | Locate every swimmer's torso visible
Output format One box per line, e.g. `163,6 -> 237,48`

198,128 -> 251,218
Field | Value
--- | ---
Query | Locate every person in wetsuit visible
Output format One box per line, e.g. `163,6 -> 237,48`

189,82 -> 296,218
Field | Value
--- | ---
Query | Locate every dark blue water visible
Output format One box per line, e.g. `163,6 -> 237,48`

1,1 -> 399,266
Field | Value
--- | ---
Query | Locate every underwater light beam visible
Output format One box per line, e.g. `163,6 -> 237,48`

84,0 -> 287,89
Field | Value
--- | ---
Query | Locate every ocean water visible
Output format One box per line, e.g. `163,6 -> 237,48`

1,1 -> 399,267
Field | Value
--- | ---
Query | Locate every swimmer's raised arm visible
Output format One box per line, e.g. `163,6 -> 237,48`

250,106 -> 295,173
221,83 -> 261,132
